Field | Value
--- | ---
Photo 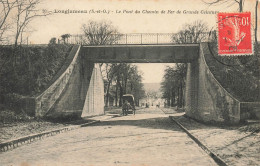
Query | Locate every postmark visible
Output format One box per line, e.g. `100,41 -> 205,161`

217,12 -> 253,56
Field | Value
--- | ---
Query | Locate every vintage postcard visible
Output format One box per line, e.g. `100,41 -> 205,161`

0,0 -> 259,166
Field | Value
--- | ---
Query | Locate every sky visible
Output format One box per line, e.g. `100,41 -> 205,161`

26,0 -> 258,83
29,0 -> 258,44
136,63 -> 174,83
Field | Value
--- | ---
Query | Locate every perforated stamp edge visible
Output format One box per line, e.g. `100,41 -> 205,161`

216,12 -> 255,56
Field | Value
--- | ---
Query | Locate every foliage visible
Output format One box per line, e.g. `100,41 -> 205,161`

102,63 -> 145,107
172,20 -> 208,43
206,42 -> 260,102
161,64 -> 187,107
0,44 -> 72,99
163,20 -> 208,107
48,37 -> 57,45
81,20 -> 144,107
81,20 -> 121,45
0,104 -> 33,124
61,34 -> 71,44
239,123 -> 260,133
207,30 -> 259,102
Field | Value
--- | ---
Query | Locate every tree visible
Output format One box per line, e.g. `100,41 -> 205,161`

204,0 -> 258,43
102,63 -> 145,107
161,64 -> 187,107
113,63 -> 127,107
13,0 -> 51,47
127,65 -> 145,106
61,34 -> 70,44
81,20 -> 121,45
102,63 -> 118,107
161,66 -> 177,107
172,20 -> 208,44
0,0 -> 16,43
48,37 -> 56,45
82,20 -> 123,106
165,20 -> 208,107
203,0 -> 244,12
255,0 -> 258,43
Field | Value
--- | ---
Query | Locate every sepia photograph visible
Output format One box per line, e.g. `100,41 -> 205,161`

0,0 -> 259,165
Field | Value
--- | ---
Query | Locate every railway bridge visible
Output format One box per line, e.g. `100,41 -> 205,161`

27,34 -> 242,124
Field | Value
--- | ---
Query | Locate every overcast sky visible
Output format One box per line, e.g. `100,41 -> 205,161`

135,63 -> 174,83
29,0 -> 258,44
28,0 -> 258,83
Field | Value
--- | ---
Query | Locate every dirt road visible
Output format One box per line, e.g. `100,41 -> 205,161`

0,107 -> 217,166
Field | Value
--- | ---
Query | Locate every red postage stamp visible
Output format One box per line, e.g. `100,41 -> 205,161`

217,12 -> 253,55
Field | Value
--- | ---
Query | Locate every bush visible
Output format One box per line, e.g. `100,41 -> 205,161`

0,44 -> 72,99
206,43 -> 260,102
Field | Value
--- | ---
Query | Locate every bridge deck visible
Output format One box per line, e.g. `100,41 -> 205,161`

81,44 -> 199,63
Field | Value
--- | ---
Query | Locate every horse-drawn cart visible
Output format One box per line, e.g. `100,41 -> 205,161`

122,94 -> 136,115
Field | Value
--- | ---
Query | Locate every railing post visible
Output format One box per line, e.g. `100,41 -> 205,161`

157,33 -> 158,44
126,34 -> 127,44
141,34 -> 142,44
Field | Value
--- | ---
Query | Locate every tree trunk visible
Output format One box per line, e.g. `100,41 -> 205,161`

239,0 -> 243,12
119,84 -> 123,107
115,81 -> 118,107
14,34 -> 19,47
173,91 -> 175,105
20,31 -> 23,46
177,87 -> 180,107
123,76 -> 127,94
180,83 -> 183,107
105,80 -> 111,107
255,0 -> 258,43
124,78 -> 127,94
171,88 -> 174,107
117,77 -> 123,107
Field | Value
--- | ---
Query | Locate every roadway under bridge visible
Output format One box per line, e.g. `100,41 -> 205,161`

30,43 -> 243,124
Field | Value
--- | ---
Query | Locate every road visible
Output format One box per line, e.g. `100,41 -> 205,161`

0,107 -> 217,166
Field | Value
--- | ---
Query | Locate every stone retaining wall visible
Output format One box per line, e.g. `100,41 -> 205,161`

185,43 -> 241,124
35,45 -> 81,117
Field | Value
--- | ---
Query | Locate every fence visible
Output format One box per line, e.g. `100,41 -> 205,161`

67,32 -> 212,45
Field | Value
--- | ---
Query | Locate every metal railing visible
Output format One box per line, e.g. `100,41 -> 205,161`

67,32 -> 212,45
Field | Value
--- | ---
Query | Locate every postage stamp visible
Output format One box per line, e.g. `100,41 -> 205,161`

217,12 -> 253,55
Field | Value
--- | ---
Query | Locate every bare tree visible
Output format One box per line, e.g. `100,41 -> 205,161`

13,0 -> 51,46
170,20 -> 208,107
82,20 -> 122,106
81,20 -> 121,45
0,0 -> 16,43
172,20 -> 208,43
203,0 -> 244,12
203,0 -> 258,44
255,0 -> 258,43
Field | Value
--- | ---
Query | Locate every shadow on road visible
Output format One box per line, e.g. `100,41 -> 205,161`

90,116 -> 184,132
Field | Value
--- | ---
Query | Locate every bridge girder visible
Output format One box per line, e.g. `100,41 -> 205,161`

81,44 -> 199,63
